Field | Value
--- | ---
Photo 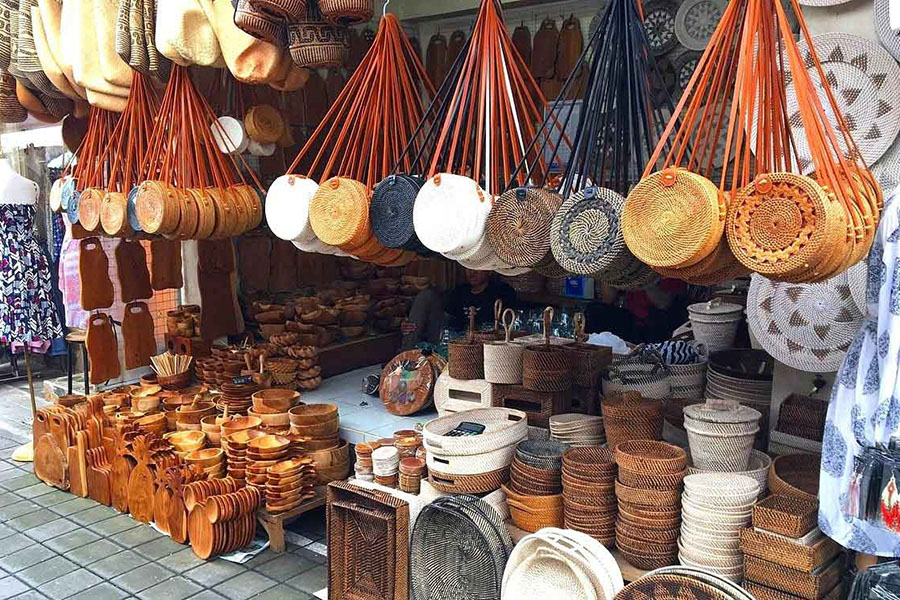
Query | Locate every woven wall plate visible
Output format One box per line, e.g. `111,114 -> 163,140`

675,0 -> 727,51
747,271 -> 863,372
872,128 -> 900,195
642,0 -> 678,56
847,259 -> 868,315
876,0 -> 900,62
670,48 -> 703,97
371,174 -> 424,250
487,187 -> 562,267
551,186 -> 629,276
414,174 -> 491,255
787,33 -> 900,169
265,175 -> 319,243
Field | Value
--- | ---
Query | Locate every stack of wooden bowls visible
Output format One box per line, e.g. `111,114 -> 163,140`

131,385 -> 163,413
399,457 -> 426,494
218,381 -> 259,414
222,429 -> 265,484
288,404 -> 339,448
613,440 -> 686,570
265,457 -> 318,514
354,442 -> 375,481
165,431 -> 207,458
221,416 -> 262,438
135,413 -> 167,436
248,389 -> 300,435
176,401 -> 217,431
562,446 -> 618,547
200,414 -> 231,447
309,440 -> 350,484
185,448 -> 225,479
504,440 -> 569,532
246,435 -> 291,492
188,485 -> 262,559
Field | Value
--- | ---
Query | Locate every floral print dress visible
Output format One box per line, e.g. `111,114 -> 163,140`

820,191 -> 900,555
0,203 -> 63,350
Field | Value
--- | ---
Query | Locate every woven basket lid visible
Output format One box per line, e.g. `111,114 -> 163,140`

551,186 -> 629,276
414,174 -> 491,254
747,270 -> 864,372
266,175 -> 319,242
486,187 -> 562,267
687,298 -> 742,318
371,174 -> 424,249
308,177 -> 370,247
683,399 -> 761,424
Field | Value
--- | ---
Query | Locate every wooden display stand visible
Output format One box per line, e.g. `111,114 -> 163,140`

164,334 -> 212,358
256,486 -> 327,552
317,332 -> 401,378
493,384 -> 572,428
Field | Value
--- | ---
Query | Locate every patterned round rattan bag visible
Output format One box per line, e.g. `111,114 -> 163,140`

486,187 -> 563,268
551,186 -> 630,276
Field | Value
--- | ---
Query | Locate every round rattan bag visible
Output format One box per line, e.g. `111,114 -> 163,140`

371,174 -> 427,251
414,174 -> 492,255
308,177 -> 371,248
623,168 -> 725,268
487,187 -> 564,267
551,186 -> 630,276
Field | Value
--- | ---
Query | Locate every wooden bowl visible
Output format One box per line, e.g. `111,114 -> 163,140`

140,373 -> 158,386
248,408 -> 290,428
185,448 -> 224,468
251,389 -> 300,414
309,439 -> 349,470
133,395 -> 161,413
297,435 -> 341,451
166,430 -> 207,452
200,415 -> 223,434
102,393 -> 129,407
176,422 -> 202,431
176,401 -> 217,424
248,435 -> 291,454
133,385 -> 162,398
221,416 -> 263,435
269,458 -> 314,476
290,418 -> 339,438
288,404 -> 339,426
136,413 -> 166,428
159,370 -> 194,391
224,429 -> 266,448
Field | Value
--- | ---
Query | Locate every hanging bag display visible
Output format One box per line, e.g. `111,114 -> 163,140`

487,187 -> 564,268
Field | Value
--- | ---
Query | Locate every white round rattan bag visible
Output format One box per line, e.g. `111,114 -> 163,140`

266,175 -> 319,242
414,174 -> 492,254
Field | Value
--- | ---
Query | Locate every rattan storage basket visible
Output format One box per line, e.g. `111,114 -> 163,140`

684,400 -> 761,472
448,308 -> 485,380
740,528 -> 840,572
423,407 -> 528,457
743,555 -> 840,599
484,309 -> 525,384
687,298 -> 743,353
522,308 -> 572,392
752,494 -> 818,539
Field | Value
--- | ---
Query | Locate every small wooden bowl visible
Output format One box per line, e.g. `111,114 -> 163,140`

221,416 -> 263,435
248,409 -> 290,428
158,370 -> 193,391
290,418 -> 339,438
135,412 -> 166,427
176,422 -> 202,431
251,389 -> 300,414
288,404 -> 338,426
103,393 -> 129,407
133,385 -> 163,398
166,430 -> 207,452
133,395 -> 161,413
176,401 -> 217,424
248,435 -> 291,454
185,448 -> 224,468
140,373 -> 159,386
224,429 -> 266,448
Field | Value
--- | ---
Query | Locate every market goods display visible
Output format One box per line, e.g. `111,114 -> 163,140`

624,0 -> 881,284
679,473 -> 759,581
601,392 -> 664,449
411,495 -> 513,600
706,349 -> 773,442
188,486 -> 262,559
684,400 -> 762,472
617,567 -> 755,600
502,527 -> 624,600
562,446 -> 617,545
614,440 -> 686,570
265,457 -> 318,513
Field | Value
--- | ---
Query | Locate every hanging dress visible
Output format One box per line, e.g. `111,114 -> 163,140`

0,202 -> 63,351
820,188 -> 900,555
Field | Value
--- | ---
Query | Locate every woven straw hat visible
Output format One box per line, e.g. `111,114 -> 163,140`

308,177 -> 370,248
414,174 -> 492,255
551,186 -> 630,276
265,175 -> 319,242
746,270 -> 864,372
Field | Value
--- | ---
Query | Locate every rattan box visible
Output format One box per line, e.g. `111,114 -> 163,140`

744,556 -> 840,600
752,494 -> 818,538
493,384 -> 571,428
740,527 -> 840,572
743,580 -> 842,600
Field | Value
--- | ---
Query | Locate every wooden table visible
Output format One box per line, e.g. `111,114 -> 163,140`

256,486 -> 327,552
317,332 -> 402,378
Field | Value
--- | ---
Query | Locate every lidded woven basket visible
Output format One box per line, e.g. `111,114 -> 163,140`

523,307 -> 572,392
684,399 -> 761,472
484,308 -> 525,385
319,0 -> 373,25
687,298 -> 743,354
448,307 -> 485,380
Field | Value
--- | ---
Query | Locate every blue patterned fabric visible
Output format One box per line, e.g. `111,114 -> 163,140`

821,192 -> 900,555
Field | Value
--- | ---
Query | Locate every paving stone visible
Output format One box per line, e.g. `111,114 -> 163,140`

213,570 -> 277,600
109,525 -> 162,548
190,591 -> 228,600
0,469 -> 29,484
286,565 -> 327,594
24,517 -> 80,542
71,505 -> 120,526
17,555 -> 77,587
292,545 -> 326,565
0,473 -> 40,491
254,553 -> 316,582
87,550 -> 148,580
87,514 -> 141,536
37,568 -> 103,600
0,533 -> 33,558
43,527 -> 101,553
133,536 -> 186,561
66,582 -> 129,600
7,508 -> 57,532
49,497 -> 96,517
66,539 -> 123,566
0,462 -> 15,472
0,524 -> 13,540
12,590 -> 50,600
240,548 -> 280,569
0,500 -> 40,522
0,544 -> 57,573
110,562 -> 175,594
253,584 -> 316,600
0,575 -> 29,600
305,541 -> 327,556
32,490 -> 73,508
0,493 -> 22,508
184,559 -> 246,587
136,575 -> 202,600
16,483 -> 56,499
156,547 -> 206,573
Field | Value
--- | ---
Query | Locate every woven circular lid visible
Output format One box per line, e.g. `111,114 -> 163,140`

674,0 -> 726,50
623,169 -> 724,268
414,174 -> 491,254
308,177 -> 370,247
265,175 -> 319,242
642,0 -> 678,55
683,399 -> 761,424
683,472 -> 760,497
486,187 -> 563,268
127,186 -> 142,232
551,186 -> 630,276
211,116 -> 248,155
78,188 -> 103,231
687,298 -> 742,317
371,174 -> 424,249
67,190 -> 81,224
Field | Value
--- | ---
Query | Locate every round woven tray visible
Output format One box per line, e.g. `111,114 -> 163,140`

614,440 -> 687,475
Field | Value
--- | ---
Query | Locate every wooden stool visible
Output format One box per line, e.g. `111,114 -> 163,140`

65,329 -> 89,395
255,486 -> 327,552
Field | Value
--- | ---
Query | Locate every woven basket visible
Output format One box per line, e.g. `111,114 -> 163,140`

617,466 -> 686,490
484,308 -> 524,384
235,0 -> 284,43
668,358 -> 708,399
614,440 -> 687,475
0,73 -> 26,124
371,175 -> 426,251
249,0 -> 307,19
423,406 -> 528,458
429,466 -> 509,494
688,449 -> 771,499
752,494 -> 818,539
288,10 -> 351,68
684,400 -> 761,472
319,0 -> 373,25
768,453 -> 820,502
687,298 -> 743,353
740,528 -> 841,573
523,307 -> 572,392
563,313 -> 612,388
601,393 -> 664,449
743,555 -> 840,599
502,484 -> 564,532
743,581 -> 841,600
614,480 -> 681,507
449,308 -> 485,380
603,346 -> 672,399
308,177 -> 371,248
486,187 -> 563,267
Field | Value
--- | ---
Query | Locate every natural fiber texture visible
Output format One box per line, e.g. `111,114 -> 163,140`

740,527 -> 840,573
288,10 -> 350,69
308,177 -> 370,248
551,186 -> 631,277
614,441 -> 686,475
768,453 -> 820,501
743,581 -> 841,600
319,0 -> 373,25
448,340 -> 485,380
752,494 -> 818,539
487,188 -> 562,268
234,0 -> 284,44
371,175 -> 426,251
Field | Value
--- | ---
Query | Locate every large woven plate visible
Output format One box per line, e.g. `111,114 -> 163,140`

875,0 -> 900,62
674,0 -> 726,51
746,271 -> 863,372
670,48 -> 703,97
551,187 -> 629,276
642,0 -> 679,55
787,33 -> 900,170
872,130 -> 900,196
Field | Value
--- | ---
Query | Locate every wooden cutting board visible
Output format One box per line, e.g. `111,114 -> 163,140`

150,239 -> 183,290
531,18 -> 559,80
115,239 -> 153,302
122,302 -> 156,370
556,15 -> 583,82
198,270 -> 241,340
79,237 -> 115,310
513,25 -> 532,68
86,312 -> 121,384
197,238 -> 235,273
34,433 -> 68,489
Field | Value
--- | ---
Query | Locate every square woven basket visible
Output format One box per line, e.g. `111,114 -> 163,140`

752,494 -> 819,538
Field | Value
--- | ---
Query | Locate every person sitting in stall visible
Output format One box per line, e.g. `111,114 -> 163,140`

400,268 -> 517,349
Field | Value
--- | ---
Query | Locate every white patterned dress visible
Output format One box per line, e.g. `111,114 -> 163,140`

820,190 -> 900,555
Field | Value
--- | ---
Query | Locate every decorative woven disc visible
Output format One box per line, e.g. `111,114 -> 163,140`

623,169 -> 724,268
615,573 -> 734,600
674,0 -> 727,51
876,0 -> 900,62
747,271 -> 864,372
100,191 -> 128,236
308,177 -> 370,247
787,33 -> 900,170
872,129 -> 900,195
551,186 -> 630,275
643,0 -> 678,55
371,174 -> 424,249
670,49 -> 703,97
486,187 -> 563,267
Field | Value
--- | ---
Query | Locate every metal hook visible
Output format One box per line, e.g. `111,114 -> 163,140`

383,0 -> 390,17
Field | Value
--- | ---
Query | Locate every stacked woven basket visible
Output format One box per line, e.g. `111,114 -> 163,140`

562,446 -> 617,546
613,440 -> 687,569
679,473 -> 760,582
688,449 -> 771,500
684,400 -> 762,473
550,414 -> 605,447
706,350 -> 773,444
503,440 -> 569,532
601,392 -> 664,449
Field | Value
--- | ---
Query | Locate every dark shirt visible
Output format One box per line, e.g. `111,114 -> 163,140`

446,280 -> 517,331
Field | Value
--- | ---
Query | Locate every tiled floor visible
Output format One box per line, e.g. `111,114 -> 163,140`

0,378 -> 331,600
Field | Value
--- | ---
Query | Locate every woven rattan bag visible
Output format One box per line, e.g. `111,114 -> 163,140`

484,309 -> 524,384
487,187 -> 564,267
414,173 -> 493,255
551,186 -> 630,276
448,308 -> 485,380
319,0 -> 373,25
523,308 -> 572,392
371,174 -> 427,252
0,73 -> 26,123
288,2 -> 350,68
248,0 -> 307,21
308,177 -> 371,249
265,175 -> 319,243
